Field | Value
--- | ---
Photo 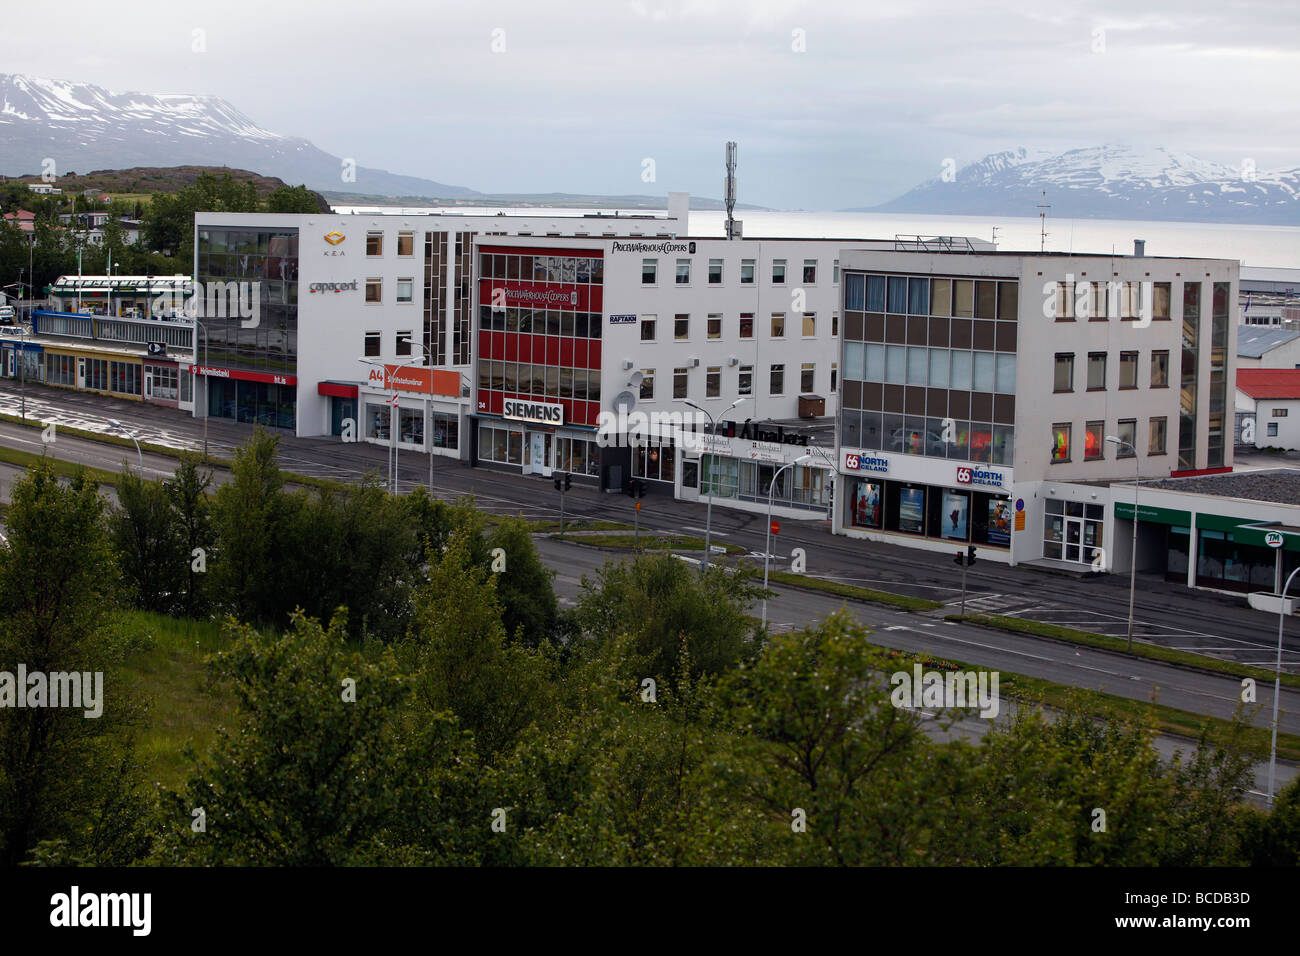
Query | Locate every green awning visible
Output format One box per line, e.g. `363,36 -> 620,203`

1114,502 -> 1191,525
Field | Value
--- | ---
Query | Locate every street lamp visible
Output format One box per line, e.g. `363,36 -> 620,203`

107,418 -> 144,475
15,324 -> 26,422
1268,565 -> 1300,810
761,453 -> 813,630
677,395 -> 747,570
1106,435 -> 1140,651
193,319 -> 210,459
413,342 -> 435,492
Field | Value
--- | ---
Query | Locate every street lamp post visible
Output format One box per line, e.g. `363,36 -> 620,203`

1106,435 -> 1140,651
677,396 -> 747,571
193,319 -> 209,459
761,454 -> 813,630
1268,566 -> 1300,810
107,418 -> 144,475
16,325 -> 26,422
413,343 -> 435,492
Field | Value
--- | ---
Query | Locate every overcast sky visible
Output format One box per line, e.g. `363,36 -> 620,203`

4,0 -> 1298,208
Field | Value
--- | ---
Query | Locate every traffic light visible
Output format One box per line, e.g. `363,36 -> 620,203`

624,477 -> 646,498
954,550 -> 964,566
554,473 -> 565,492
967,545 -> 977,567
564,472 -> 573,492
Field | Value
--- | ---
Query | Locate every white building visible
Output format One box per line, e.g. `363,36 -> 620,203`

833,248 -> 1239,570
1236,369 -> 1300,450
1237,326 -> 1300,369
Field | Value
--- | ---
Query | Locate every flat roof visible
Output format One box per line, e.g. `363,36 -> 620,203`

1143,468 -> 1300,506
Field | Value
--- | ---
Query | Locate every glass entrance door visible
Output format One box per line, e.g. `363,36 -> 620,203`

1064,517 -> 1084,563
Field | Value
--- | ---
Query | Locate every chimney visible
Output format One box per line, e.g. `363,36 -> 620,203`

1133,239 -> 1145,257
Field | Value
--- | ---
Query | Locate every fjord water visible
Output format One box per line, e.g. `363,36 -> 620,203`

335,206 -> 1300,268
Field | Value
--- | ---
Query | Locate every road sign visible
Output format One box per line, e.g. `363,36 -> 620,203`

1266,531 -> 1285,549
770,520 -> 780,535
635,500 -> 641,513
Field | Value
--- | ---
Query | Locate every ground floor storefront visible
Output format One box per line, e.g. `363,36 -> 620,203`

472,413 -> 603,482
358,388 -> 466,460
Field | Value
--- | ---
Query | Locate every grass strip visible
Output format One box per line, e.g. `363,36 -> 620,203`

952,612 -> 1300,691
766,569 -> 944,612
552,532 -> 746,555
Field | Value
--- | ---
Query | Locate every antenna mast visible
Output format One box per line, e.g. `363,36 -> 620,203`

724,141 -> 738,239
1036,191 -> 1051,253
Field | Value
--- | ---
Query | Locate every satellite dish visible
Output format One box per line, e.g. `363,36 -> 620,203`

628,371 -> 643,388
612,390 -> 637,414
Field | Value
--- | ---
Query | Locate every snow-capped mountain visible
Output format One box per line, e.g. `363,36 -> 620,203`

859,145 -> 1300,224
0,73 -> 477,198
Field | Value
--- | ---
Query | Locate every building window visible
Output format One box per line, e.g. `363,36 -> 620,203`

1051,423 -> 1071,462
1085,421 -> 1104,460
642,258 -> 657,284
1268,422 -> 1279,437
831,363 -> 838,393
673,367 -> 689,399
707,314 -> 722,339
833,259 -> 840,283
1087,352 -> 1107,390
640,315 -> 656,341
397,232 -> 414,256
741,259 -> 755,284
365,331 -> 381,357
1090,282 -> 1109,319
1273,408 -> 1290,417
1054,353 -> 1074,392
739,313 -> 754,338
1120,281 -> 1142,319
738,364 -> 753,395
709,259 -> 723,284
365,278 -> 382,303
674,314 -> 690,340
1119,351 -> 1138,389
706,366 -> 721,397
676,258 -> 691,284
1153,282 -> 1171,320
770,364 -> 785,395
396,277 -> 414,303
1055,282 -> 1075,320
1151,350 -> 1169,388
366,232 -> 383,256
772,259 -> 786,284
771,313 -> 786,338
803,259 -> 817,284
832,311 -> 839,336
801,362 -> 815,393
802,312 -> 816,337
1117,418 -> 1136,455
1149,416 -> 1167,455
640,369 -> 655,400
396,331 -> 412,357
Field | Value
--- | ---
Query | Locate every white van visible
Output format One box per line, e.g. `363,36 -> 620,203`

0,306 -> 15,325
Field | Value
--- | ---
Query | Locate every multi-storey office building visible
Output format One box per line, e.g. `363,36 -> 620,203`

833,249 -> 1239,571
191,199 -> 687,443
469,234 -> 993,517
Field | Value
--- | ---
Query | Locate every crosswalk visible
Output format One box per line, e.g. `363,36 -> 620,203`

946,592 -> 1042,615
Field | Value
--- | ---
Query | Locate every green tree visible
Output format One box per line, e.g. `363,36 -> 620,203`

576,552 -> 761,684
109,465 -> 185,614
166,454 -> 214,618
0,461 -> 150,866
265,185 -> 328,213
485,516 -> 558,646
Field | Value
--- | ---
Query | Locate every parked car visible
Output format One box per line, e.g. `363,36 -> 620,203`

0,306 -> 15,325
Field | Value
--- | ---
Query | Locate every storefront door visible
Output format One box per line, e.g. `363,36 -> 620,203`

143,369 -> 154,400
541,433 -> 553,478
1064,517 -> 1084,563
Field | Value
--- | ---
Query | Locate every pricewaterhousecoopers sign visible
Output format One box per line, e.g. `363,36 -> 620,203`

611,240 -> 696,254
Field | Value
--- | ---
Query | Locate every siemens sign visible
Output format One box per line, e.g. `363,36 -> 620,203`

503,399 -> 564,426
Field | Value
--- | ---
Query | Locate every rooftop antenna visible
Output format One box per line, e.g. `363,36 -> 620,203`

724,141 -> 738,239
991,225 -> 999,246
1036,191 -> 1051,253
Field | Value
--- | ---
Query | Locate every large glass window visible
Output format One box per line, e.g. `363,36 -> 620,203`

1085,421 -> 1104,460
1051,423 -> 1071,462
1087,352 -> 1107,390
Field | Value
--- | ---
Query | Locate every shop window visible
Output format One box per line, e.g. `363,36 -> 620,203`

849,478 -> 884,529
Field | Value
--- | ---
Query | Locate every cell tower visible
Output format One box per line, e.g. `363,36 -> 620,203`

1036,190 -> 1051,253
724,142 -> 738,239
